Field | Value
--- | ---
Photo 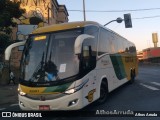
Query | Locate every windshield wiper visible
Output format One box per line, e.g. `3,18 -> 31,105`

30,51 -> 60,82
45,51 -> 60,81
30,52 -> 45,82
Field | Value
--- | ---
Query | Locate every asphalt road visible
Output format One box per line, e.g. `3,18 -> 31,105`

1,64 -> 160,120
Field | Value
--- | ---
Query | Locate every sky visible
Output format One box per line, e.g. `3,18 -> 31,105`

58,0 -> 160,51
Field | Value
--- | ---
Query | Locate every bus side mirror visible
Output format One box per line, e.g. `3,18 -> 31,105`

74,34 -> 94,55
5,41 -> 26,61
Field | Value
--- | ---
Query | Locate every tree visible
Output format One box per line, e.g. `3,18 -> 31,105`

0,0 -> 25,34
0,0 -> 26,56
0,1 -> 26,85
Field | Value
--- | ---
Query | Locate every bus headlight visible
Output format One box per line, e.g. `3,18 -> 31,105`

19,91 -> 26,96
65,79 -> 89,94
18,88 -> 26,96
65,89 -> 75,94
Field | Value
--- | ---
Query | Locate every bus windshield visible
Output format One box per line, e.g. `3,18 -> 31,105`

20,29 -> 82,83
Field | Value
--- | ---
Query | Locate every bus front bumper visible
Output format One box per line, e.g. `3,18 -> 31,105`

18,90 -> 83,110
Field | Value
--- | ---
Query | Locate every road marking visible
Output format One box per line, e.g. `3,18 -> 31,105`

140,83 -> 159,90
10,103 -> 19,107
0,108 -> 6,111
151,82 -> 160,86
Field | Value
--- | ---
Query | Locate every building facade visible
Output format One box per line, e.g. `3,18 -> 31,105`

10,0 -> 69,78
142,47 -> 160,63
11,0 -> 69,40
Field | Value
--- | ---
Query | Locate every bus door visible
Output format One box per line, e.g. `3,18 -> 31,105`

81,45 -> 97,104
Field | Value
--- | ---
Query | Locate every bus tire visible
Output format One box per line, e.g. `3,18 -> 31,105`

129,69 -> 135,84
97,80 -> 108,104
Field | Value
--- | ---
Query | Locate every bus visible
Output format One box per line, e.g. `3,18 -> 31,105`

5,21 -> 138,110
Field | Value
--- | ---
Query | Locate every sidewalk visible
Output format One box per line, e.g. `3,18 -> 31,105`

0,84 -> 18,108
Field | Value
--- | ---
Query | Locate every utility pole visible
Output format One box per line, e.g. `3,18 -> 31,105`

83,0 -> 86,21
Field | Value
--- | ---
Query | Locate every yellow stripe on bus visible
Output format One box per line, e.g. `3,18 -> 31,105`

20,84 -> 60,95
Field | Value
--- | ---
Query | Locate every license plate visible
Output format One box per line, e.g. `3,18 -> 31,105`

39,105 -> 50,110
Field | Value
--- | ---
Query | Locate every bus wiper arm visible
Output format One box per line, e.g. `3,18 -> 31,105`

30,52 -> 45,81
45,51 -> 60,81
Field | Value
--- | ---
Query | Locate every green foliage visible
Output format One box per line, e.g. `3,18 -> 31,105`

0,33 -> 11,54
0,0 -> 25,34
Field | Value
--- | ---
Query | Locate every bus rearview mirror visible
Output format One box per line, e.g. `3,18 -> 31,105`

5,41 -> 26,61
74,34 -> 94,55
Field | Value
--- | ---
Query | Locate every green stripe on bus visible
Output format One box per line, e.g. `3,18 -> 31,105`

116,54 -> 127,78
110,54 -> 126,80
43,82 -> 73,93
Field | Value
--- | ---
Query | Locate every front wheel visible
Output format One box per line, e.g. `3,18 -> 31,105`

97,81 -> 108,104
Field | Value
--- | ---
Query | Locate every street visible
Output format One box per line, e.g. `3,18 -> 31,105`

1,64 -> 160,120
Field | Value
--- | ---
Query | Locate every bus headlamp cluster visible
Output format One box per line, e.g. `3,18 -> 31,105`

18,88 -> 26,96
20,91 -> 26,96
65,89 -> 75,94
65,79 -> 89,94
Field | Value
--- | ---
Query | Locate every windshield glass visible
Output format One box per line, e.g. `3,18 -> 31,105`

20,29 -> 82,83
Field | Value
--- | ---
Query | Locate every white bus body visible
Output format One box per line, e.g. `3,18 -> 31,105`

5,21 -> 138,110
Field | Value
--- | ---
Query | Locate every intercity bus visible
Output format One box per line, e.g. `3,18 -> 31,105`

5,21 -> 138,110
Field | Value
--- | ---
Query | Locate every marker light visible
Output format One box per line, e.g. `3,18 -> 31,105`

68,99 -> 78,106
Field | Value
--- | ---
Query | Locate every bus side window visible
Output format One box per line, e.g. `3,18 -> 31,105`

98,28 -> 112,55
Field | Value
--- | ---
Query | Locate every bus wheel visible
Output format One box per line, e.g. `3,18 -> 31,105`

97,81 -> 108,104
130,69 -> 135,84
